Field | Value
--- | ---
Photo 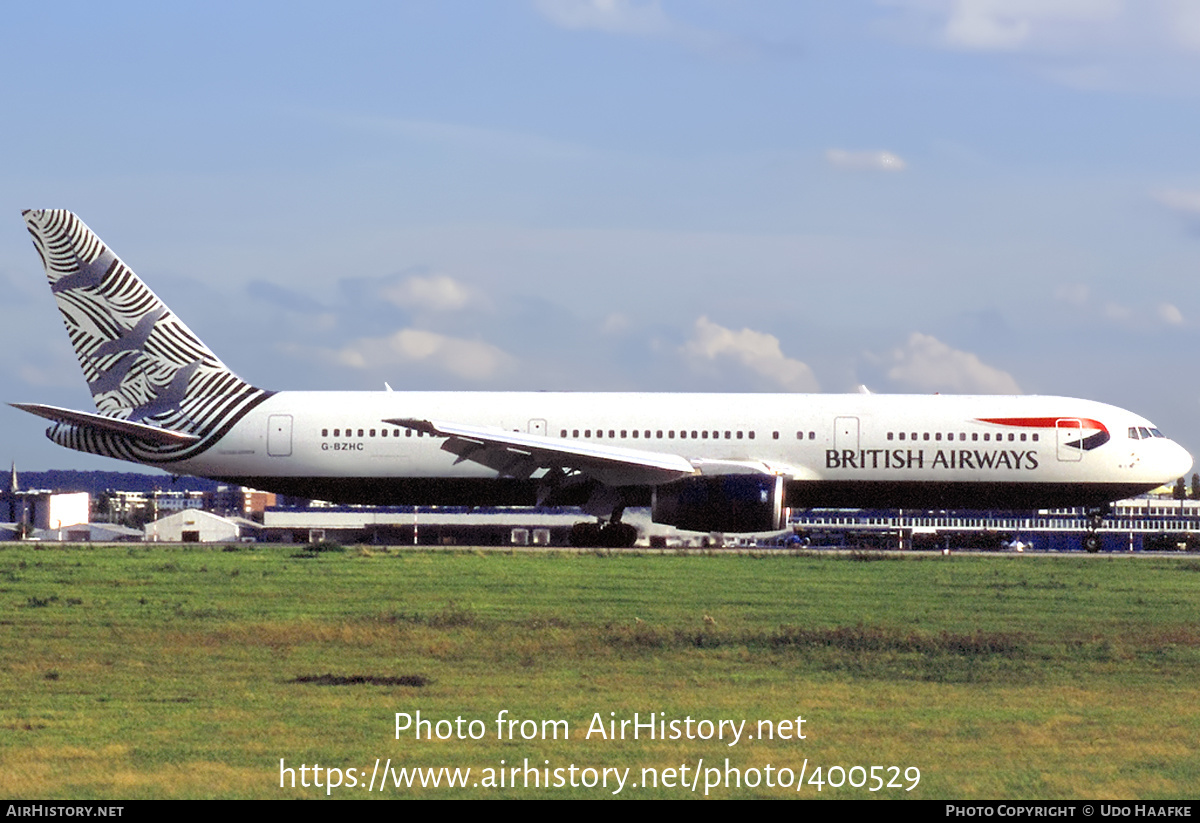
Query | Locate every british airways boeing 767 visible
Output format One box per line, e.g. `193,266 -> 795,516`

11,210 -> 1192,547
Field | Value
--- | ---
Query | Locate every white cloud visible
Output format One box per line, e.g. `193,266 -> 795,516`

683,316 -> 819,392
886,332 -> 1021,394
947,0 -> 1121,51
1159,302 -> 1184,325
1165,0 -> 1200,51
1155,189 -> 1200,215
336,329 -> 513,381
1103,302 -> 1132,322
601,312 -> 631,334
1054,283 -> 1090,306
380,274 -> 476,312
1054,280 -> 1184,329
825,149 -> 908,172
533,0 -> 676,37
531,0 -> 735,53
883,0 -> 1123,52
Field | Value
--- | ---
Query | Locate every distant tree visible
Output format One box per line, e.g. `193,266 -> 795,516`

93,492 -> 113,523
1191,474 -> 1200,500
1174,477 -> 1187,500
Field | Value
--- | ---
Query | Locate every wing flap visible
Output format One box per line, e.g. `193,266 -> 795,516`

386,417 -> 698,486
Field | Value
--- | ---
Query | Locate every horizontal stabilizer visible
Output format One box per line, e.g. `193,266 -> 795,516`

10,403 -> 200,446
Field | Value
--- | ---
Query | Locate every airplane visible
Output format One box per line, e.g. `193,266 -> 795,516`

11,209 -> 1194,548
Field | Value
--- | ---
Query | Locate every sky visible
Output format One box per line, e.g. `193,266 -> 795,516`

2,0 -> 1200,472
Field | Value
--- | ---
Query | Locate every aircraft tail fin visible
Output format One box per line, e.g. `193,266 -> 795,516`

20,210 -> 271,459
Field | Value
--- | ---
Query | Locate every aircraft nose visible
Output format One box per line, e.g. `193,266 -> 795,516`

1166,441 -> 1194,480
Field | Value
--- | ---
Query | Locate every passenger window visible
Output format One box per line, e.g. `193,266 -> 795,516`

621,430 -> 627,438
609,430 -> 615,438
323,429 -> 329,437
358,429 -> 364,437
406,429 -> 412,437
369,429 -> 375,437
935,433 -> 942,441
888,432 -> 894,441
972,433 -> 978,441
573,429 -> 579,438
773,431 -> 779,440
702,431 -> 709,439
632,430 -> 638,438
923,433 -> 930,441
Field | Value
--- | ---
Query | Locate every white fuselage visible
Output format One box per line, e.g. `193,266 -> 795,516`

166,391 -> 1191,510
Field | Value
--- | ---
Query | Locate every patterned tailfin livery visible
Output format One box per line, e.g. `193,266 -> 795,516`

20,210 -> 272,464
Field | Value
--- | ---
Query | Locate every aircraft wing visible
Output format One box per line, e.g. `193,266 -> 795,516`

10,403 -> 201,446
385,417 -> 700,487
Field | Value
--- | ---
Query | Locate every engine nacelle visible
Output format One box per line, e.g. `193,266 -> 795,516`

651,474 -> 786,533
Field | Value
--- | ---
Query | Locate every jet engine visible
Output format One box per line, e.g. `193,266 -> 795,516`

651,474 -> 786,533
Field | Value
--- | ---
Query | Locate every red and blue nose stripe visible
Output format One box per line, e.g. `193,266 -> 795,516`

975,417 -> 1111,451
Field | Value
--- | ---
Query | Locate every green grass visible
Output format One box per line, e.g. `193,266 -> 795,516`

1,545 -> 1198,798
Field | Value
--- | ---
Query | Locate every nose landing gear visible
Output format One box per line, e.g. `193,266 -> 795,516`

1082,505 -> 1109,553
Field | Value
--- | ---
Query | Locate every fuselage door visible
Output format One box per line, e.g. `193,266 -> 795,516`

834,417 -> 860,452
528,419 -> 547,436
268,414 -> 293,457
1056,418 -> 1082,462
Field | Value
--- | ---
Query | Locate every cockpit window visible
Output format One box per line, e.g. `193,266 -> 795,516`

1138,427 -> 1152,439
1129,427 -> 1140,439
1150,428 -> 1165,438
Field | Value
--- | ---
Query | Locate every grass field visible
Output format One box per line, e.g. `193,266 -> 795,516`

1,544 -> 1198,799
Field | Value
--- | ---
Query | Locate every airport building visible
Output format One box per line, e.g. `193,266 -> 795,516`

788,498 -> 1200,552
259,506 -> 584,546
144,510 -> 262,543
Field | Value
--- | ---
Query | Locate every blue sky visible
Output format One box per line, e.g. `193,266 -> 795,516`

3,1 -> 1200,471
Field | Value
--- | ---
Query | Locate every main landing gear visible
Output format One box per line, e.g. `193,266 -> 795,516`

568,520 -> 638,548
1082,504 -> 1109,553
569,505 -> 638,548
